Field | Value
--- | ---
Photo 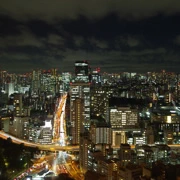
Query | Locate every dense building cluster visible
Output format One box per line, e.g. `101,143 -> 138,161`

1,62 -> 180,179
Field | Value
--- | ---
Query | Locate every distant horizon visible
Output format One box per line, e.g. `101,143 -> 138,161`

1,66 -> 180,75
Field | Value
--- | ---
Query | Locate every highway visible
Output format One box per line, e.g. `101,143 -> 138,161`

2,130 -> 180,151
0,92 -> 80,152
0,130 -> 79,151
52,93 -> 67,143
1,91 -> 180,154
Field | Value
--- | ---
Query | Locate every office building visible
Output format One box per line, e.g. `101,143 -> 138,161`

9,116 -> 29,139
117,164 -> 142,180
71,98 -> 84,144
38,119 -> 52,144
91,69 -> 101,85
69,61 -> 91,145
99,158 -> 118,180
5,82 -> 15,97
90,86 -> 109,117
32,70 -> 41,94
74,61 -> 90,82
118,144 -> 131,166
112,131 -> 127,146
62,72 -> 71,91
107,106 -> 139,147
108,106 -> 138,129
89,123 -> 112,156
13,93 -> 23,116
79,133 -> 90,173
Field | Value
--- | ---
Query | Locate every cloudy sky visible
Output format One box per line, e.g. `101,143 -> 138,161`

0,0 -> 180,74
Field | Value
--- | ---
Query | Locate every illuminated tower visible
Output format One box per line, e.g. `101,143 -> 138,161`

74,60 -> 90,82
90,86 -> 109,117
69,82 -> 90,144
91,68 -> 101,85
69,61 -> 91,145
71,98 -> 84,144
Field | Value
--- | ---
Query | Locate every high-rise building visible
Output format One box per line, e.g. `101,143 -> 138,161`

112,131 -> 127,146
89,123 -> 112,145
38,119 -> 52,144
13,93 -> 23,116
71,98 -> 84,144
118,144 -> 131,166
74,61 -> 90,82
75,61 -> 89,76
0,70 -> 8,85
79,132 -> 89,173
69,61 -> 91,145
89,123 -> 112,156
62,72 -> 71,91
99,158 -> 118,180
91,69 -> 101,85
9,116 -> 29,139
32,70 -> 41,94
117,163 -> 142,180
107,107 -> 138,129
40,70 -> 52,92
5,82 -> 15,97
90,86 -> 109,117
107,106 -> 139,146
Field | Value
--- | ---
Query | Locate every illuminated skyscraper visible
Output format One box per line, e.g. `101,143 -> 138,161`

69,61 -> 91,145
40,70 -> 52,92
107,106 -> 139,146
90,86 -> 109,117
91,68 -> 101,84
32,70 -> 41,94
89,123 -> 112,156
108,106 -> 138,129
74,61 -> 90,82
79,132 -> 89,172
71,98 -> 84,144
75,61 -> 89,76
69,82 -> 90,144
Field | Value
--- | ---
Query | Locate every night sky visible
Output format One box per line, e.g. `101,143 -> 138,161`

0,0 -> 180,74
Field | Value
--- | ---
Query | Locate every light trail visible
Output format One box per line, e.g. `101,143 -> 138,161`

0,130 -> 79,151
59,93 -> 67,146
52,93 -> 67,143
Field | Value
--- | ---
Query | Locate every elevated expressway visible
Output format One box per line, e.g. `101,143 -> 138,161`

0,131 -> 79,151
52,93 -> 67,143
0,93 -> 79,152
1,92 -> 180,152
1,130 -> 180,152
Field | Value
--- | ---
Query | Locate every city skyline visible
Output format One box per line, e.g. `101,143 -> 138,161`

0,0 -> 180,74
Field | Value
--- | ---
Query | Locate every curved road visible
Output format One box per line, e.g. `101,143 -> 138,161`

0,131 -> 79,151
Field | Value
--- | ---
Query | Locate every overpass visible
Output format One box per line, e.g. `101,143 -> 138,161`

1,131 -> 180,152
0,131 -> 79,151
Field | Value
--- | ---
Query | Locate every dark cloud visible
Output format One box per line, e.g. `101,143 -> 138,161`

174,35 -> 180,45
0,28 -> 43,48
0,0 -> 180,21
0,1 -> 180,73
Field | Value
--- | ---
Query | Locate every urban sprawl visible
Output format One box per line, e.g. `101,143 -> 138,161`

1,61 -> 180,180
